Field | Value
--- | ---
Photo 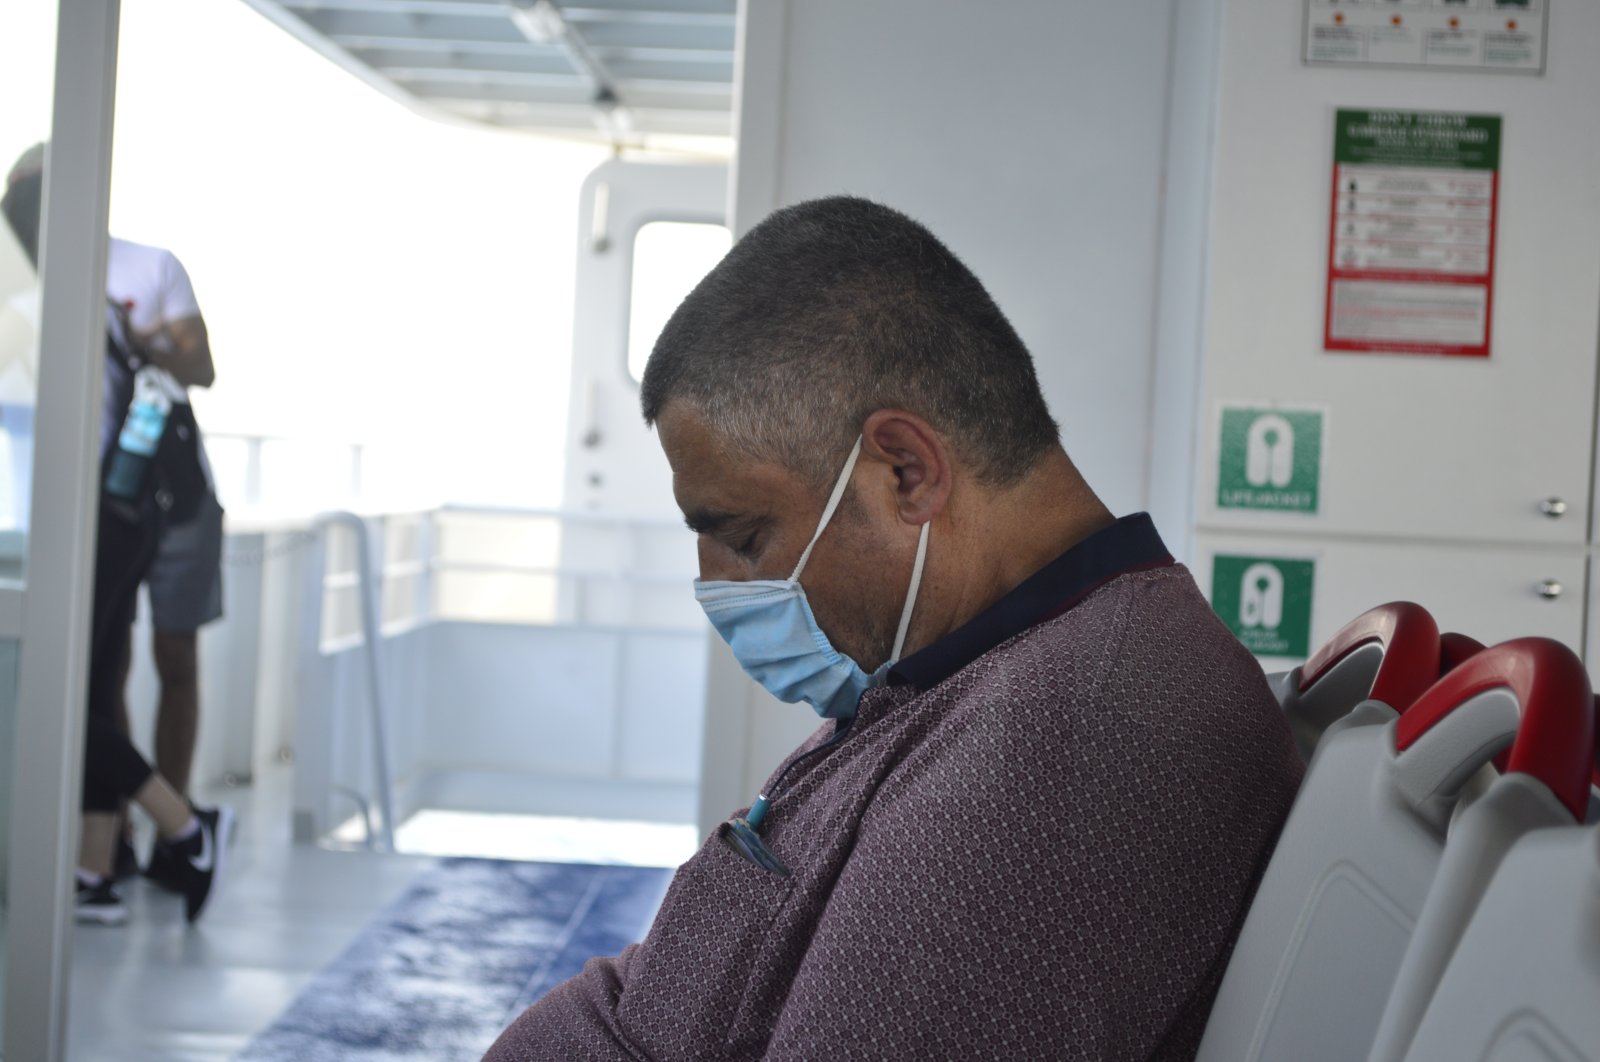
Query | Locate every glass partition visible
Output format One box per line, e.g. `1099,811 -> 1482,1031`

0,0 -> 54,586
0,0 -> 59,1039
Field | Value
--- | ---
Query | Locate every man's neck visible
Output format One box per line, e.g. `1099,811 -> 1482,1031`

911,449 -> 1115,654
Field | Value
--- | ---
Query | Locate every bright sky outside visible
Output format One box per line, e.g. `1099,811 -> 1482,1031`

1,0 -> 664,511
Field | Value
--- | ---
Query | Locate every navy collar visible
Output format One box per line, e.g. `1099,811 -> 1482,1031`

888,512 -> 1175,692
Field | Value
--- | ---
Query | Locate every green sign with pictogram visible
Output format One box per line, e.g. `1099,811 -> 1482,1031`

1211,555 -> 1316,659
1217,407 -> 1324,514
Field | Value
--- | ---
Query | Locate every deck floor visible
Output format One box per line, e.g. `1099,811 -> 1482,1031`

60,765 -> 691,1061
67,766 -> 430,1062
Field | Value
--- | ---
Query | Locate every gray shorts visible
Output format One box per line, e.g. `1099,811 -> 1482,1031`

146,491 -> 224,632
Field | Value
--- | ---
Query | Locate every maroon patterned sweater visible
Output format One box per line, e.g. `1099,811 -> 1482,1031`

486,562 -> 1303,1060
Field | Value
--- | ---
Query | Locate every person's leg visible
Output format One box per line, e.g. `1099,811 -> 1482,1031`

81,499 -> 159,882
146,492 -> 222,797
82,677 -> 167,880
82,702 -> 233,922
80,618 -> 159,926
81,501 -> 203,852
79,813 -> 120,879
114,621 -> 133,739
83,495 -> 234,922
132,771 -> 196,836
111,620 -> 137,877
78,776 -> 189,877
75,804 -> 129,925
152,629 -> 199,795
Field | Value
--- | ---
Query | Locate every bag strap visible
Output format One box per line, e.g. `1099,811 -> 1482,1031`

104,297 -> 141,371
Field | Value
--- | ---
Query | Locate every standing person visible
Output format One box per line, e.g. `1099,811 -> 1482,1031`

3,153 -> 233,926
105,232 -> 226,884
10,143 -> 227,879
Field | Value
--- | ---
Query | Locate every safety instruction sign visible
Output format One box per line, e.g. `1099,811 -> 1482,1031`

1325,109 -> 1501,358
1304,1 -> 1547,75
1211,555 -> 1316,659
1217,406 -> 1324,514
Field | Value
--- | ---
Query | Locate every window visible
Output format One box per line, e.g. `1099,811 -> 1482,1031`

626,221 -> 732,383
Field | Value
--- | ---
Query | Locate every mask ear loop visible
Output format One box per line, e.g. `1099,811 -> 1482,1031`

890,520 -> 930,662
789,435 -> 865,581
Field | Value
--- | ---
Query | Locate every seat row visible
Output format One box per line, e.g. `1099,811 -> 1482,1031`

1199,602 -> 1600,1061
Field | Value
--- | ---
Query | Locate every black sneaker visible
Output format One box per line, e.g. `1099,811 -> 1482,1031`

75,877 -> 129,926
144,837 -> 183,893
113,835 -> 140,881
168,805 -> 236,923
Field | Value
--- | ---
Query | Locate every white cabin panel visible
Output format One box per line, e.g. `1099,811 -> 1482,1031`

737,0 -> 1176,519
1196,0 -> 1600,547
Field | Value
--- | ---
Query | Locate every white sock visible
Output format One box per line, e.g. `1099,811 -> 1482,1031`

164,816 -> 200,844
76,868 -> 105,888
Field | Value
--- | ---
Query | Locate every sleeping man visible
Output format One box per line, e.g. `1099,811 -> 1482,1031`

486,196 -> 1303,1061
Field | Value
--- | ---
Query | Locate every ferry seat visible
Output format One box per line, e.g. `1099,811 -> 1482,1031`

1591,697 -> 1600,824
1379,822 -> 1600,1061
1437,631 -> 1600,823
1197,638 -> 1594,1062
1271,601 -> 1441,762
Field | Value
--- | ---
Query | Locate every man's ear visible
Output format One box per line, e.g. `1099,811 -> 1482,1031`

860,409 -> 952,527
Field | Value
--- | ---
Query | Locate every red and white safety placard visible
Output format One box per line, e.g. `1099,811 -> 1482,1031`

1325,109 -> 1501,358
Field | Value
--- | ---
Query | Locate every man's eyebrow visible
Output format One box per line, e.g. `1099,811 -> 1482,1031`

683,508 -> 738,535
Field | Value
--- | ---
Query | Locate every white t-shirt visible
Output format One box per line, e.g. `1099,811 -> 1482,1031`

105,236 -> 213,489
107,237 -> 200,335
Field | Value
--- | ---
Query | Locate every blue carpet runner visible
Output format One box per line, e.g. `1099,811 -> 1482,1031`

236,857 -> 670,1061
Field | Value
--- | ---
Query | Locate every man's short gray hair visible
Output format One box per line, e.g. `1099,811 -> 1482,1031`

639,196 -> 1059,489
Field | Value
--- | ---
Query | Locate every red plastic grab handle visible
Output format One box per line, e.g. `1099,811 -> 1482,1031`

1394,638 -> 1595,821
1439,632 -> 1487,674
1298,602 -> 1441,713
1440,631 -> 1509,771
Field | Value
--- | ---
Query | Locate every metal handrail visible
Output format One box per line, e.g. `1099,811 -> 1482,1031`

314,510 -> 397,852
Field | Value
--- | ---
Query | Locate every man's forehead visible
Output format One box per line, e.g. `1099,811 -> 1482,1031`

656,403 -> 728,467
657,403 -> 801,517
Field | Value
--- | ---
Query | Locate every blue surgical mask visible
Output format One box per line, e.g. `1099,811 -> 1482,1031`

694,436 -> 930,720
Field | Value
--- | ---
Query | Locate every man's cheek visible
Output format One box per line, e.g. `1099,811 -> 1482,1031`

813,592 -> 883,667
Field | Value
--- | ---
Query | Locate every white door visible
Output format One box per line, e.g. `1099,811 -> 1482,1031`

562,158 -> 729,521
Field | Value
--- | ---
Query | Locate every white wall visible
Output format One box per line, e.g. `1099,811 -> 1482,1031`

419,623 -> 705,787
284,620 -> 707,840
268,509 -> 710,843
1192,0 -> 1600,665
702,0 -> 1193,837
736,0 -> 1177,516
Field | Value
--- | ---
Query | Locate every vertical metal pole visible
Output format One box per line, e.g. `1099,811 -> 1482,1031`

290,528 -> 333,844
314,512 -> 396,851
5,2 -> 121,1059
354,516 -> 397,851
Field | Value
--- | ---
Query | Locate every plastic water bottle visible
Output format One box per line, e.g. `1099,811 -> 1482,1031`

103,367 -> 172,500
